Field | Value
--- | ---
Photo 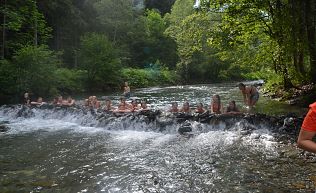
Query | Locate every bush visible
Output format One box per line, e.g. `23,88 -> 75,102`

79,33 -> 121,90
0,59 -> 18,104
121,67 -> 178,88
55,68 -> 86,94
12,45 -> 60,98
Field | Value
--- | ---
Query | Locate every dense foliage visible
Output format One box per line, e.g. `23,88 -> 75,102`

0,0 -> 315,103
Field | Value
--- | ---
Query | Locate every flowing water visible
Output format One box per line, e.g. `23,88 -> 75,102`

0,82 -> 315,193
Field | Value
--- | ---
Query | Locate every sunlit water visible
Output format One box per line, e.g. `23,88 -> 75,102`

0,83 -> 315,193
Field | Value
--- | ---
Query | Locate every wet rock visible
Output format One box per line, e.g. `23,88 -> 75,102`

16,105 -> 34,118
178,123 -> 193,134
240,130 -> 251,135
0,124 -> 9,132
0,104 -> 305,142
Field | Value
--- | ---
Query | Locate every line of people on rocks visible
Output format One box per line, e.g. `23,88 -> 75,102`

23,82 -> 259,114
23,94 -> 242,115
168,95 -> 241,115
83,96 -> 148,113
24,93 -> 75,107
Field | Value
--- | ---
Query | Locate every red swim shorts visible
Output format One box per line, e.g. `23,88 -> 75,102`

302,102 -> 316,132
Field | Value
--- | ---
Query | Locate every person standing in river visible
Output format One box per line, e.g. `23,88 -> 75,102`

238,83 -> 259,108
23,92 -> 31,106
123,81 -> 131,98
297,102 -> 316,153
210,94 -> 222,114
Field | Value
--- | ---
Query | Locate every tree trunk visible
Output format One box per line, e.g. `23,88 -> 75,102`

1,0 -> 6,59
34,17 -> 38,46
306,0 -> 316,83
291,0 -> 306,75
298,1 -> 306,75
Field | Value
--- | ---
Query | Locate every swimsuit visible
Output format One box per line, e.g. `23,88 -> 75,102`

250,86 -> 259,102
124,92 -> 131,98
212,103 -> 221,114
302,102 -> 316,132
124,86 -> 131,98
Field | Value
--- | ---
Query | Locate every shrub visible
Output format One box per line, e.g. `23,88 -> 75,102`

121,67 -> 178,88
55,68 -> 86,94
12,45 -> 60,98
79,33 -> 121,90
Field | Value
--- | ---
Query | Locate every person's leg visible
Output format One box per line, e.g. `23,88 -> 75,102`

250,92 -> 259,107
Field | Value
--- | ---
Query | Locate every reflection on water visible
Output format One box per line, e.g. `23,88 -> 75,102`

0,83 -> 314,192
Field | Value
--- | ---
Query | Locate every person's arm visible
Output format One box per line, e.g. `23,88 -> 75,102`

246,87 -> 252,106
210,102 -> 214,113
241,92 -> 247,105
297,129 -> 316,153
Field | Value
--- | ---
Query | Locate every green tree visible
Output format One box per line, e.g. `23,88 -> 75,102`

13,45 -> 60,97
94,0 -> 134,44
0,59 -> 17,103
37,0 -> 98,68
1,0 -> 51,59
204,0 -> 316,86
164,0 -> 194,26
166,0 -> 226,82
55,68 -> 86,94
143,9 -> 178,68
79,33 -> 121,90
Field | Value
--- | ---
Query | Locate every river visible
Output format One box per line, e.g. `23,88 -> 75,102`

0,82 -> 315,193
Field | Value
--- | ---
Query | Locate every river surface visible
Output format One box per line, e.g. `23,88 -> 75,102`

0,82 -> 315,193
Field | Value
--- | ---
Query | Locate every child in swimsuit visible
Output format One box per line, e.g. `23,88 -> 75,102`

225,100 -> 241,114
180,102 -> 191,113
24,92 -> 30,106
140,100 -> 149,111
114,97 -> 132,113
210,94 -> 222,114
91,96 -> 101,109
104,98 -> 115,112
169,102 -> 179,113
195,102 -> 206,113
130,99 -> 139,112
64,96 -> 75,106
123,82 -> 131,98
57,96 -> 63,106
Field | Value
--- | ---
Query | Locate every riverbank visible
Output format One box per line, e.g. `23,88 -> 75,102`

261,83 -> 316,108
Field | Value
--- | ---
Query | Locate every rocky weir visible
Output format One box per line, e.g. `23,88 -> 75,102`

2,103 -> 316,192
0,104 -> 303,143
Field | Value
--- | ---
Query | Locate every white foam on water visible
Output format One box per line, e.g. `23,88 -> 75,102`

6,118 -> 79,134
2,116 -> 107,135
191,130 -> 240,150
242,128 -> 278,153
111,130 -> 166,143
151,134 -> 175,147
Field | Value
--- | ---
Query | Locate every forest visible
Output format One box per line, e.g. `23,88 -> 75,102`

0,0 -> 315,104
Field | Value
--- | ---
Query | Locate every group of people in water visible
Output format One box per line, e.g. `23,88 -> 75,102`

168,95 -> 240,114
24,93 -> 75,107
22,82 -> 260,115
20,82 -> 316,155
